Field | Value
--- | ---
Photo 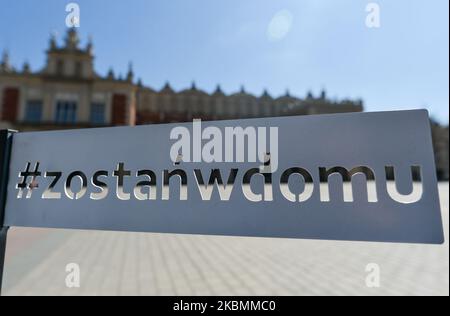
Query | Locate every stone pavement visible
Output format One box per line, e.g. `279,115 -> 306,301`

2,183 -> 449,296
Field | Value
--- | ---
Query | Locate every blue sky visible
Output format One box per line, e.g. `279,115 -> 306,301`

0,0 -> 448,123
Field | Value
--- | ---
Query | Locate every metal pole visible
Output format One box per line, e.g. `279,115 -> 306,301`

0,227 -> 8,296
0,129 -> 15,295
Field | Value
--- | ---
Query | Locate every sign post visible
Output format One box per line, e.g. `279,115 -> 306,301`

0,130 -> 15,295
0,227 -> 7,295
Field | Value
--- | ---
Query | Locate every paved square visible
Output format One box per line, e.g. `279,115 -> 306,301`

2,184 -> 448,296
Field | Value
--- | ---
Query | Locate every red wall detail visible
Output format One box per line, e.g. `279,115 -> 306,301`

1,87 -> 20,122
111,94 -> 127,125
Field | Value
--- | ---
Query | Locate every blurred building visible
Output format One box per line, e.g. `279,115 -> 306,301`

0,29 -> 448,180
0,29 -> 136,130
431,121 -> 449,180
0,29 -> 362,129
135,82 -> 363,124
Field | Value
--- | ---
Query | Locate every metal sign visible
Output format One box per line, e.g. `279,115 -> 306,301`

1,110 -> 445,244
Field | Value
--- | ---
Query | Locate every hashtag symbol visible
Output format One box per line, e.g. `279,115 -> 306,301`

16,162 -> 41,199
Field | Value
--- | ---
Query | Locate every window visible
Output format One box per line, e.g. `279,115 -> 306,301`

75,61 -> 82,77
56,60 -> 64,76
24,100 -> 43,123
90,103 -> 105,125
1,87 -> 19,122
55,101 -> 77,124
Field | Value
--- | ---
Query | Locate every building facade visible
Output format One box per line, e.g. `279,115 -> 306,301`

0,29 -> 448,180
135,82 -> 364,124
0,29 -> 136,131
431,122 -> 449,180
0,29 -> 363,130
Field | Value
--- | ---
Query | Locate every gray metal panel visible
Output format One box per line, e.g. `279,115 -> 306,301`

3,110 -> 444,244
